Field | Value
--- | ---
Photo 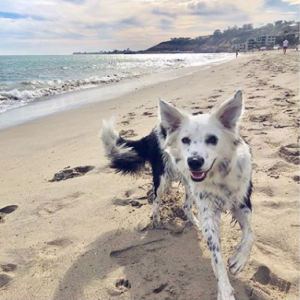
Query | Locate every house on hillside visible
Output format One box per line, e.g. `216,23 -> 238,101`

233,43 -> 246,51
246,35 -> 276,50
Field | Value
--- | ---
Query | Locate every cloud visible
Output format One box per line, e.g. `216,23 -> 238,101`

0,0 -> 299,54
152,8 -> 177,18
159,18 -> 174,30
281,0 -> 300,4
61,0 -> 85,3
119,17 -> 144,27
187,1 -> 240,16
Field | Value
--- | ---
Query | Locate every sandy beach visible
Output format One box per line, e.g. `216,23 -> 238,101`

0,51 -> 299,300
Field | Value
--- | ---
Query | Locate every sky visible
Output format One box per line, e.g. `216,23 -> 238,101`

0,0 -> 299,55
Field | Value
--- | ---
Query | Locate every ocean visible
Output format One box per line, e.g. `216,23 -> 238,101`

0,53 -> 234,114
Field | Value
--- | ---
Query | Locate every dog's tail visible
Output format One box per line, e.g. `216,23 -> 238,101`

100,119 -> 148,175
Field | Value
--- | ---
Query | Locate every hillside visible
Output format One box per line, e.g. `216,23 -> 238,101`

146,21 -> 299,53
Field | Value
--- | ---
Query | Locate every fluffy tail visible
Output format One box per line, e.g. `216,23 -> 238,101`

100,119 -> 147,175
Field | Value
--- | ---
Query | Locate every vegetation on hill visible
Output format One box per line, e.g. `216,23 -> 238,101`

146,21 -> 299,53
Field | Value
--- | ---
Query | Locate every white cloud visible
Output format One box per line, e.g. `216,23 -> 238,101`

281,0 -> 300,4
0,0 -> 298,54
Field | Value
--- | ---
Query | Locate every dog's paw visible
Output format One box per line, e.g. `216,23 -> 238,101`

149,219 -> 163,230
228,233 -> 254,275
228,246 -> 250,275
218,283 -> 235,300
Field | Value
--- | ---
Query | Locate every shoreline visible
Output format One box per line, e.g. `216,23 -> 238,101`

0,51 -> 298,300
0,54 -> 234,130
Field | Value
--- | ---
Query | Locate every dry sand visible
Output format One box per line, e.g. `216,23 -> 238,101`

0,51 -> 299,300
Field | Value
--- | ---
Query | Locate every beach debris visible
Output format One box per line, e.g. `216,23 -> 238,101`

49,166 -> 94,182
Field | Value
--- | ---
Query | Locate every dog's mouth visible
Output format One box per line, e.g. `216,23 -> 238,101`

190,159 -> 216,182
190,171 -> 207,182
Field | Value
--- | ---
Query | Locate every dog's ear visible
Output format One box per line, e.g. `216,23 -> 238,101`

212,90 -> 243,129
159,98 -> 185,133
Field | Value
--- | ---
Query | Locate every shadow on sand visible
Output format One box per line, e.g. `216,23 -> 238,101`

53,223 -> 265,300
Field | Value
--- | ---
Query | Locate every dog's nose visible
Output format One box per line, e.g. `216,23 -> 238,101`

188,157 -> 204,170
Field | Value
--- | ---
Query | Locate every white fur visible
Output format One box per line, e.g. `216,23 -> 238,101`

160,90 -> 254,300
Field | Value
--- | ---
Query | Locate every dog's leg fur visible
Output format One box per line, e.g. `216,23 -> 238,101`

183,185 -> 200,228
152,174 -> 165,225
228,205 -> 254,275
197,198 -> 235,300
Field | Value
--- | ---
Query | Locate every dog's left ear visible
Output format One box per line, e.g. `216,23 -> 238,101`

212,90 -> 244,129
159,98 -> 185,133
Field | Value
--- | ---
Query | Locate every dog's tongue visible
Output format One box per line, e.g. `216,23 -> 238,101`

191,171 -> 205,179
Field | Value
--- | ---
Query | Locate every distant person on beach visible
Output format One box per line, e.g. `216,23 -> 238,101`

236,50 -> 239,58
283,39 -> 289,54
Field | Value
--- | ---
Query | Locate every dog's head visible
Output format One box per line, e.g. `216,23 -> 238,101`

159,90 -> 243,182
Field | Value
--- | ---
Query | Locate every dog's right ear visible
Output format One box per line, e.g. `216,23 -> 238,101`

212,90 -> 243,130
159,98 -> 185,133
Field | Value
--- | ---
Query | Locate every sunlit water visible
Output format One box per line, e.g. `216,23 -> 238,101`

0,53 -> 234,113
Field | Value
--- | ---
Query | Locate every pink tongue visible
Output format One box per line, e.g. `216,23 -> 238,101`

191,172 -> 205,179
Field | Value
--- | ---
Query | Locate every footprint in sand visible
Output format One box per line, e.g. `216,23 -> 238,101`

0,264 -> 17,273
39,238 -> 72,258
119,129 -> 137,138
278,144 -> 299,165
249,114 -> 272,123
0,274 -> 12,289
112,197 -> 144,208
252,265 -> 291,294
116,278 -> 131,290
142,111 -> 153,116
37,192 -> 84,217
0,263 -> 17,290
248,95 -> 266,99
49,166 -> 94,182
110,238 -> 167,266
0,205 -> 18,224
106,278 -> 132,296
119,120 -> 130,125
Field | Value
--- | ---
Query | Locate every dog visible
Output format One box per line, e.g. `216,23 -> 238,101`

101,90 -> 254,300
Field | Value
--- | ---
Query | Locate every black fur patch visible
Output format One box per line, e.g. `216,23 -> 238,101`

111,131 -> 165,186
233,138 -> 241,146
160,125 -> 167,140
218,159 -> 231,176
243,180 -> 253,210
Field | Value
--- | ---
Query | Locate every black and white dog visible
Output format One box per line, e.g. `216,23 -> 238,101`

101,90 -> 254,300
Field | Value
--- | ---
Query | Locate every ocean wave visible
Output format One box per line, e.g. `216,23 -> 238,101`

0,53 -> 234,114
0,73 -> 132,113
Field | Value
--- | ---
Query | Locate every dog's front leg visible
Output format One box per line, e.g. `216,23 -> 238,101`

228,205 -> 254,275
183,186 -> 200,229
198,203 -> 235,300
152,174 -> 168,227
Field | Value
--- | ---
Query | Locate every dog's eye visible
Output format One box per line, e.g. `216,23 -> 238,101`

181,137 -> 191,144
206,135 -> 218,145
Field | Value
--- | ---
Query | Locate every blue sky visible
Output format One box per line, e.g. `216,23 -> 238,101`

0,0 -> 298,55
